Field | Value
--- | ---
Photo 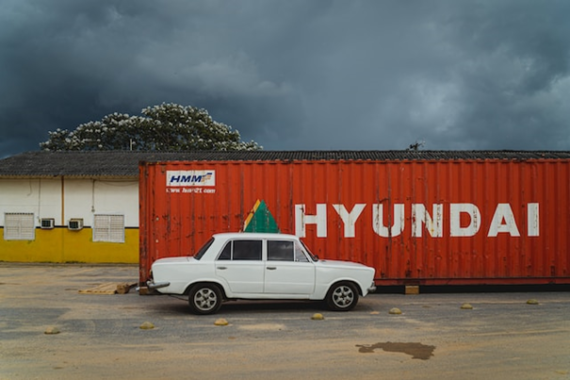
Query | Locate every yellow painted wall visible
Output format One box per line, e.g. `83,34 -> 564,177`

0,228 -> 139,263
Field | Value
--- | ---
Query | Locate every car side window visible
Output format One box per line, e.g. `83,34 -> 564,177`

232,240 -> 262,261
217,240 -> 262,261
294,241 -> 310,262
217,242 -> 232,260
267,240 -> 294,261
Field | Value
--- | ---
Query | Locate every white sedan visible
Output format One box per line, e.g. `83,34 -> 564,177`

147,232 -> 376,314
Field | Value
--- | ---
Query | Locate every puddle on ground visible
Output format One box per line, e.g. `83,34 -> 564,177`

356,342 -> 435,360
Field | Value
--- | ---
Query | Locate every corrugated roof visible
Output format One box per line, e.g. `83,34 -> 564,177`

0,150 -> 569,177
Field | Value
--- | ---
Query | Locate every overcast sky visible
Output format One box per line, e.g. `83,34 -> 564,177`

1,0 -> 569,157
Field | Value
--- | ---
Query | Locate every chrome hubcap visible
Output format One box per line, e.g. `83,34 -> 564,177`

194,288 -> 218,311
332,285 -> 354,307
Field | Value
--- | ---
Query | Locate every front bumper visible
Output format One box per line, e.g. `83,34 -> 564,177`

367,282 -> 377,294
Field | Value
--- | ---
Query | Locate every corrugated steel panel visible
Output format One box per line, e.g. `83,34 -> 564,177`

139,159 -> 570,286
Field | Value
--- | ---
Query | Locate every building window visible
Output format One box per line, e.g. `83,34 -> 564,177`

4,213 -> 35,241
93,214 -> 125,243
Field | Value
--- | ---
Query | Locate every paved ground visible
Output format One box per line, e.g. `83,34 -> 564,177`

0,264 -> 569,380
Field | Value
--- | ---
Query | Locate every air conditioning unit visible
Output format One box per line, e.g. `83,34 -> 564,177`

40,218 -> 55,230
68,219 -> 83,231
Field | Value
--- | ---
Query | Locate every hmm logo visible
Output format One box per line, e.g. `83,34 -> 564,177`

167,170 -> 215,187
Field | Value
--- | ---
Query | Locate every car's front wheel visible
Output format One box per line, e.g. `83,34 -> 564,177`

188,283 -> 223,315
326,282 -> 359,311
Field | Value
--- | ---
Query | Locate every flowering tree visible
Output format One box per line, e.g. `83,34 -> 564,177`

40,103 -> 262,151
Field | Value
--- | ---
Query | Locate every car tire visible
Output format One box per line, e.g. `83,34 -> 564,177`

188,283 -> 223,315
326,282 -> 359,311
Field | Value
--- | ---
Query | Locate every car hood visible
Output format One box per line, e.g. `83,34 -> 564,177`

316,259 -> 371,270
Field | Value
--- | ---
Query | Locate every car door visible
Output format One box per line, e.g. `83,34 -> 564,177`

215,239 -> 264,294
263,239 -> 315,295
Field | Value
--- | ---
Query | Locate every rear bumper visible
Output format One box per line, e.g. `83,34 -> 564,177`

367,282 -> 377,294
147,280 -> 171,290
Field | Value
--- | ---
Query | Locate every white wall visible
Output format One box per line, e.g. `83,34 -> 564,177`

0,177 -> 139,228
92,180 -> 138,227
0,179 -> 62,226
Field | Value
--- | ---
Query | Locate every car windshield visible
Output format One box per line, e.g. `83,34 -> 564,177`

193,238 -> 215,260
301,240 -> 319,261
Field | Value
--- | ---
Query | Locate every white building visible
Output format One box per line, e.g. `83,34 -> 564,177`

0,151 -> 147,263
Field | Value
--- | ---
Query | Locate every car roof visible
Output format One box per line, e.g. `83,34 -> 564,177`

212,232 -> 298,240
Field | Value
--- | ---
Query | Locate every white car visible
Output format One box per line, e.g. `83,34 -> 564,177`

147,232 -> 376,314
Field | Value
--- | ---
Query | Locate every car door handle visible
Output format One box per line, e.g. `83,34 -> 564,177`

266,267 -> 277,270
217,266 -> 227,270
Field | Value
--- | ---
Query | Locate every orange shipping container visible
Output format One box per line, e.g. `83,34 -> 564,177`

139,152 -> 570,286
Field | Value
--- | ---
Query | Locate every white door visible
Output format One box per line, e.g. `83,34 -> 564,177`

263,240 -> 315,295
215,239 -> 264,294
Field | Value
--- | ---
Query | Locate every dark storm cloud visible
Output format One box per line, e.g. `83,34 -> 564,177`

1,0 -> 569,157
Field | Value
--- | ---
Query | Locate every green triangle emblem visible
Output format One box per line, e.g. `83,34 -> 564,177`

244,200 -> 280,233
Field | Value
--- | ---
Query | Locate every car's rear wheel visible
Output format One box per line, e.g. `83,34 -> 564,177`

326,282 -> 359,311
188,284 -> 223,315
